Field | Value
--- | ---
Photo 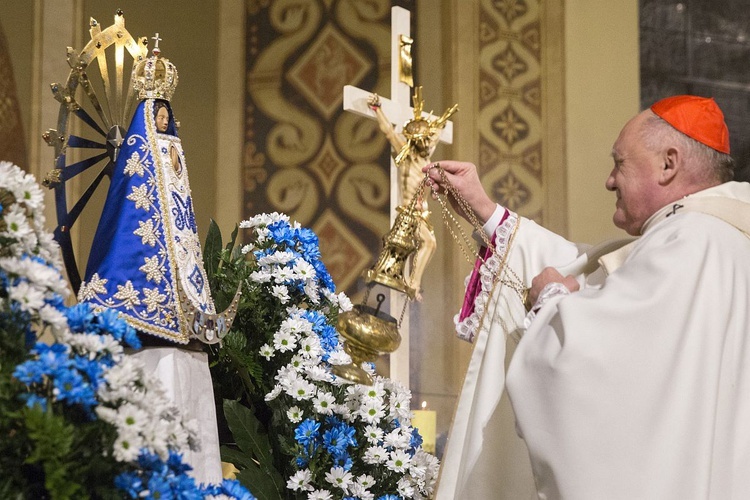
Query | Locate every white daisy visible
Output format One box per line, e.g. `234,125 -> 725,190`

307,489 -> 333,500
325,466 -> 353,491
273,330 -> 297,352
387,449 -> 412,473
363,445 -> 389,464
286,406 -> 304,423
286,469 -> 313,492
313,392 -> 336,415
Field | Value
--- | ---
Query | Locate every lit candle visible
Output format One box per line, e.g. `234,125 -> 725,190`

411,400 -> 437,454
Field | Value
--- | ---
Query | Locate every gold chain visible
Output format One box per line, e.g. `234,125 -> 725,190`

429,166 -> 526,301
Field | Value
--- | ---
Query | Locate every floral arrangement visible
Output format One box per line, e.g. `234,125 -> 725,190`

0,161 -> 253,499
206,213 -> 439,500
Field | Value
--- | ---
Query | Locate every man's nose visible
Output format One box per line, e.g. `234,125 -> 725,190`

605,172 -> 616,191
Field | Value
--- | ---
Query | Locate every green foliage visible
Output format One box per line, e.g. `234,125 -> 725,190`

221,400 -> 284,500
23,404 -> 83,499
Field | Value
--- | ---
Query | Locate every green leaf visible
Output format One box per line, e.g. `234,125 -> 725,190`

236,466 -> 283,500
203,219 -> 223,280
220,445 -> 256,470
222,400 -> 273,465
225,224 -> 239,255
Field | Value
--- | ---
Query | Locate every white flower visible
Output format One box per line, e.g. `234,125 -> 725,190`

304,281 -> 320,304
249,269 -> 272,283
113,430 -> 143,462
325,466 -> 353,491
299,336 -> 323,359
8,281 -> 45,312
4,206 -> 33,240
273,266 -> 294,283
397,476 -> 416,498
259,251 -> 296,266
363,445 -> 389,464
307,489 -> 333,500
384,427 -> 412,450
239,212 -> 288,229
313,392 -> 336,415
271,284 -> 290,304
13,173 -> 44,211
292,260 -> 316,281
362,381 -> 385,400
358,398 -> 386,424
259,343 -> 274,360
265,385 -> 283,402
286,406 -> 304,423
327,349 -> 352,366
241,243 -> 255,254
287,469 -> 314,492
305,364 -> 332,383
289,354 -> 308,371
287,378 -> 316,400
38,304 -> 68,335
387,449 -> 412,473
280,316 -> 313,335
390,390 -> 411,420
273,330 -> 297,352
363,424 -> 384,444
349,483 -> 375,500
115,402 -> 150,434
356,474 -> 376,490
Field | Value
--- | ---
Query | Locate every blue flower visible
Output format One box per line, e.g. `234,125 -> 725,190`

409,427 -> 423,454
96,308 -> 126,339
146,472 -> 175,500
377,495 -> 402,500
13,359 -> 46,385
66,303 -> 95,333
52,368 -> 96,410
166,450 -> 193,475
218,479 -> 256,500
19,392 -> 47,410
123,324 -> 141,349
268,221 -> 296,246
114,471 -> 145,498
295,418 -> 320,446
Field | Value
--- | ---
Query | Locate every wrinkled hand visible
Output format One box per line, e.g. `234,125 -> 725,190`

529,267 -> 580,304
422,160 -> 497,224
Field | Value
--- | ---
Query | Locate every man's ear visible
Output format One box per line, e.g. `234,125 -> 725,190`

660,146 -> 679,184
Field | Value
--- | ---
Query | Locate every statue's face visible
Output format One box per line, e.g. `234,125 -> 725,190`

155,106 -> 169,133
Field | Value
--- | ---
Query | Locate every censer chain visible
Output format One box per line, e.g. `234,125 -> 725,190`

429,166 -> 526,300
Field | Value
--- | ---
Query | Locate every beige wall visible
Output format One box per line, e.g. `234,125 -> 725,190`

565,0 -> 640,243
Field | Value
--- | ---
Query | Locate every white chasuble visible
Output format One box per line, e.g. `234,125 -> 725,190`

436,213 -> 583,499
440,181 -> 750,499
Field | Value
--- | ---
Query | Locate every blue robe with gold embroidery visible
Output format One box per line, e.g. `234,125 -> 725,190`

79,99 -> 215,344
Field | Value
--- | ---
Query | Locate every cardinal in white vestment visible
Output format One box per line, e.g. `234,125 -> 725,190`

427,95 -> 750,499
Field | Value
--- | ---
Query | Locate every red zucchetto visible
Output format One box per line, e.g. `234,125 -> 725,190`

650,95 -> 730,154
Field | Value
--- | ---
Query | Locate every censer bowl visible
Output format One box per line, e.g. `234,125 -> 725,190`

332,304 -> 401,385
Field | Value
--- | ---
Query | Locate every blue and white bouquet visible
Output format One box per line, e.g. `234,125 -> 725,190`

0,161 -> 253,499
207,213 -> 439,500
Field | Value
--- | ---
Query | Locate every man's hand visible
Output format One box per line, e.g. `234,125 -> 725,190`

422,160 -> 497,225
529,267 -> 580,304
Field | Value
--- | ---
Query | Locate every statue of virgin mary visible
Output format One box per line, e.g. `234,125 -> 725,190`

77,40 -> 226,483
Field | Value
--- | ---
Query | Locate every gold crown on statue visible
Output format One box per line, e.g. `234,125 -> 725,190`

132,33 -> 178,101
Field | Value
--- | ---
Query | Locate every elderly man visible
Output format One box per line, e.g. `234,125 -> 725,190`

429,96 -> 750,499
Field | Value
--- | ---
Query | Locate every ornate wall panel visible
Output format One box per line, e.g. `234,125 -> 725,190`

0,21 -> 28,169
244,0 -> 415,294
476,0 -> 546,221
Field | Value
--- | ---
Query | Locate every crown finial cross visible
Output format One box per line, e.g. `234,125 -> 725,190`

152,33 -> 162,56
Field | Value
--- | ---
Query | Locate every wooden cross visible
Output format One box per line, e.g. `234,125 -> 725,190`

342,6 -> 455,388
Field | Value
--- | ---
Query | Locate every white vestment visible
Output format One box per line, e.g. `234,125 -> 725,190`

438,181 -> 750,499
132,348 -> 224,485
